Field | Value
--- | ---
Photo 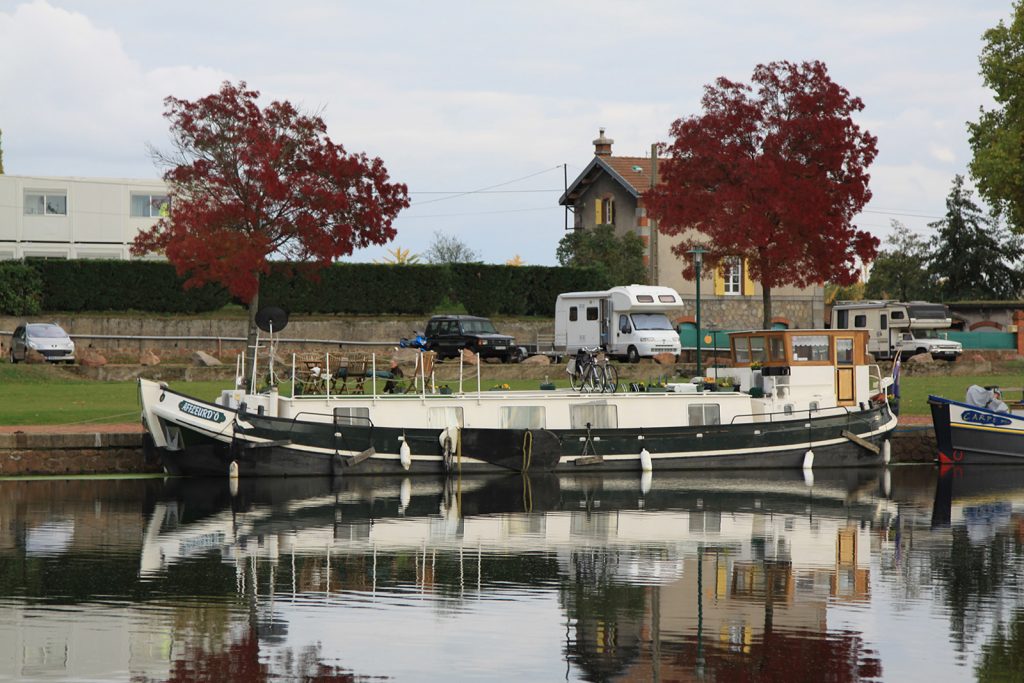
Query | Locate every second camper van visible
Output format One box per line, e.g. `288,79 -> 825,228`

830,300 -> 962,361
554,285 -> 682,362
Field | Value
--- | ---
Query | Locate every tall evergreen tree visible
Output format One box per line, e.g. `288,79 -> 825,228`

864,220 -> 933,301
929,175 -> 1024,300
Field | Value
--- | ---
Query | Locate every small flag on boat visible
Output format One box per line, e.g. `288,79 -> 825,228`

891,352 -> 901,399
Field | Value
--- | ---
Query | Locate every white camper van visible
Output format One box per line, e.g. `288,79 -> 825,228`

555,285 -> 682,362
830,300 -> 962,361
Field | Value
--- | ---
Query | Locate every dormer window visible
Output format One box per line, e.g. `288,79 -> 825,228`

597,196 -> 615,226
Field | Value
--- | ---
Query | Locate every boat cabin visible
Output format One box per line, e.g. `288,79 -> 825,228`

729,329 -> 871,408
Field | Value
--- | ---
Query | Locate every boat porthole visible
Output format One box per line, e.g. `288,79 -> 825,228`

159,393 -> 165,402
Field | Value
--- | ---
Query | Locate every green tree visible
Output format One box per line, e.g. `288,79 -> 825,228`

928,175 -> 1024,300
969,2 -> 1024,230
556,224 -> 646,286
864,220 -> 933,300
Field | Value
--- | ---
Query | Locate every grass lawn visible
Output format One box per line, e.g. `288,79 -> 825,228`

1,361 -> 1021,426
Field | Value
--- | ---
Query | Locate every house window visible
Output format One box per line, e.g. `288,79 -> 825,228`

598,197 -> 615,225
24,192 -> 67,216
724,258 -> 742,295
131,194 -> 170,218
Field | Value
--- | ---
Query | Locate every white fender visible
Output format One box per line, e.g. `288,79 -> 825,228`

882,439 -> 892,465
802,450 -> 814,470
639,448 -> 653,473
229,460 -> 239,479
400,439 -> 412,471
640,470 -> 653,496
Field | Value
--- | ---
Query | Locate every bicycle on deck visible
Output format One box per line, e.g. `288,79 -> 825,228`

567,347 -> 618,393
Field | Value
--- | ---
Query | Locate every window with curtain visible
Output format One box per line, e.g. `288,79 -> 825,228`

570,402 -> 618,429
500,406 -> 545,429
24,191 -> 67,216
131,194 -> 170,218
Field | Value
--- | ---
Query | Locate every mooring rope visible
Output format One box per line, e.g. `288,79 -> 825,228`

521,430 -> 533,473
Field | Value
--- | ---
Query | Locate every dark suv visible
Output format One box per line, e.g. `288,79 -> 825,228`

424,315 -> 517,362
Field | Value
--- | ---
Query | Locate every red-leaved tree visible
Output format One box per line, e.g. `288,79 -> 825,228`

133,81 -> 409,369
644,61 -> 878,328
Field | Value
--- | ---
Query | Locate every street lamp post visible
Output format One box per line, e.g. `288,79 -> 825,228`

689,247 -> 706,382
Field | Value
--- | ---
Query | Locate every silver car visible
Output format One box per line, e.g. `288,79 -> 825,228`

9,323 -> 76,364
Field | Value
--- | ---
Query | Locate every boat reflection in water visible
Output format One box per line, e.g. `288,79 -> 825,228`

138,468 -> 893,681
6,466 -> 1024,681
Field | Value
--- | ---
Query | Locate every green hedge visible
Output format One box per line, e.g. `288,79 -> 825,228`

3,260 -> 609,317
0,262 -> 43,315
32,260 -> 230,313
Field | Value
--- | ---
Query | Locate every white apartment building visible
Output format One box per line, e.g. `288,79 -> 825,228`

0,175 -> 168,260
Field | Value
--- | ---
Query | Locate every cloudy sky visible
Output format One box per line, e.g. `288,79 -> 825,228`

0,0 -> 1009,266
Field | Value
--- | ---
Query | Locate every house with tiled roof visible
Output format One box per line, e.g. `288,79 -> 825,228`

559,129 -> 825,329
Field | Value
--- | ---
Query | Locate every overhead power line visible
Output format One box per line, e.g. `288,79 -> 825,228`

407,165 -> 564,207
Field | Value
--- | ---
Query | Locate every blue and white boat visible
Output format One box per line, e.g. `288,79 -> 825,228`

929,386 -> 1024,465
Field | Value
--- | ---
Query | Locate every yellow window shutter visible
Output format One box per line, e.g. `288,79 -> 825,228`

743,258 -> 755,296
595,201 -> 603,225
713,264 -> 725,296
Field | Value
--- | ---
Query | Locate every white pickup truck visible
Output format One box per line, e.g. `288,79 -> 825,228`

896,330 -> 963,361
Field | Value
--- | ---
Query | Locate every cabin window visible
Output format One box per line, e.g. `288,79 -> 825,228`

570,403 -> 618,429
501,406 -> 545,429
569,306 -> 578,322
636,294 -> 654,303
586,306 -> 599,321
836,338 -> 854,364
836,310 -> 849,329
428,406 -> 464,428
880,314 -> 888,330
854,314 -> 867,328
333,406 -> 370,426
891,311 -> 906,321
734,337 -> 750,364
768,337 -> 785,361
792,335 -> 830,362
688,403 -> 721,426
750,337 -> 766,363
658,294 -> 677,303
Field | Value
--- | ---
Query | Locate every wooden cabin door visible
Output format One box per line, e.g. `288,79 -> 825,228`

836,337 -> 855,406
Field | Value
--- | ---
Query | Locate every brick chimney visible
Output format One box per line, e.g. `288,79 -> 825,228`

593,128 -> 613,156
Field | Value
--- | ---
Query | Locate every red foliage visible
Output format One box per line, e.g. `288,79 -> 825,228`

132,82 -> 409,302
644,61 -> 878,291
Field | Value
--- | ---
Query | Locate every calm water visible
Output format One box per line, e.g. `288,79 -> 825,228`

1,465 -> 1023,682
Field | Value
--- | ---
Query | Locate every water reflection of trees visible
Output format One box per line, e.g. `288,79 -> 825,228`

932,526 -> 1021,652
976,608 -> 1024,682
